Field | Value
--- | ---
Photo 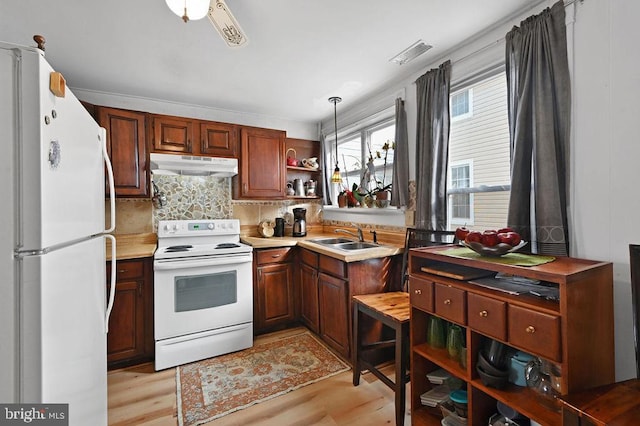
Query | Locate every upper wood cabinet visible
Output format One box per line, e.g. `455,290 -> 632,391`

234,126 -> 286,199
150,114 -> 194,153
97,107 -> 149,197
200,121 -> 238,157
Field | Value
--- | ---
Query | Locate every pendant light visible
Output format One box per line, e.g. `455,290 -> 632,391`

165,0 -> 210,22
329,96 -> 343,184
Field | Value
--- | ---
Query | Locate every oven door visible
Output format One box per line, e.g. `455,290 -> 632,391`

153,253 -> 253,341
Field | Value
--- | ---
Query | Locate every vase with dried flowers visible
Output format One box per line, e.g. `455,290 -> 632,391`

357,140 -> 394,207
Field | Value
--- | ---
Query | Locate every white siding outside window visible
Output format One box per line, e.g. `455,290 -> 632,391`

447,72 -> 510,231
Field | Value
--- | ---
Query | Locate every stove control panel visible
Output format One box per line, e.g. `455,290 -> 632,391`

158,219 -> 240,238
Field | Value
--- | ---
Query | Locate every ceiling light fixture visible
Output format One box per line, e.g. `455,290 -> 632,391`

389,40 -> 433,65
329,96 -> 342,184
165,0 -> 210,23
208,0 -> 249,47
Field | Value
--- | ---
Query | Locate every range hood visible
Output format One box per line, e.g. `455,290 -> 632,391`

150,153 -> 238,177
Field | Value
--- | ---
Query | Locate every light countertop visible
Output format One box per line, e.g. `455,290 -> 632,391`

241,233 -> 403,262
106,233 -> 157,261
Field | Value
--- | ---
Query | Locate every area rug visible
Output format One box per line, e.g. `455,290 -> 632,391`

176,331 -> 350,425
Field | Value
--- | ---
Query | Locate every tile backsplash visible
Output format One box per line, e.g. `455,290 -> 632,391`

149,175 -> 322,232
152,175 -> 233,224
106,198 -> 154,234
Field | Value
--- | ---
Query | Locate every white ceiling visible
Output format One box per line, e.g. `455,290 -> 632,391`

1,0 -> 540,124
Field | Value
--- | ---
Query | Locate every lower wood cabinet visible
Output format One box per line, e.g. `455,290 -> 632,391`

254,247 -> 296,333
318,272 -> 349,356
106,258 -> 154,369
300,262 -> 320,333
298,247 -> 399,360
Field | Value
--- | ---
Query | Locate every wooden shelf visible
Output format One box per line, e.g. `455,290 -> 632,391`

287,165 -> 321,172
409,246 -> 614,426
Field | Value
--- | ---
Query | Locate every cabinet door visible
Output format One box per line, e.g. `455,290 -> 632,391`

151,114 -> 194,153
200,121 -> 237,157
236,127 -> 285,199
107,278 -> 145,364
300,263 -> 319,333
318,272 -> 349,358
106,259 -> 153,369
97,107 -> 148,197
256,263 -> 295,331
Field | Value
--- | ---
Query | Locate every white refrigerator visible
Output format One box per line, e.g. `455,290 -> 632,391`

0,42 -> 116,425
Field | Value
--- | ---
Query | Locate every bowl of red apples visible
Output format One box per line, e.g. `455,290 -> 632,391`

455,227 -> 527,257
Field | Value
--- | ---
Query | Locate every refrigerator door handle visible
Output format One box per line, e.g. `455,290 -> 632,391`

101,127 -> 116,234
105,234 -> 117,333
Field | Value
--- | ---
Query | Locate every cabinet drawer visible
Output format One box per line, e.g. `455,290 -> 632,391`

319,255 -> 347,279
434,283 -> 466,325
508,305 -> 561,362
467,293 -> 506,341
256,247 -> 294,265
410,276 -> 434,312
300,248 -> 318,268
110,260 -> 144,281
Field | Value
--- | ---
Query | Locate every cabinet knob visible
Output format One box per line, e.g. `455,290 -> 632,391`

479,310 -> 488,317
271,254 -> 281,258
443,299 -> 451,305
526,325 -> 536,334
414,289 -> 422,295
118,269 -> 127,274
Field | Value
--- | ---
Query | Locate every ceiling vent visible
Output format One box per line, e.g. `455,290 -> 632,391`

389,40 -> 433,65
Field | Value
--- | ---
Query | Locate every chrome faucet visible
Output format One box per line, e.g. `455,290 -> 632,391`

335,226 -> 364,242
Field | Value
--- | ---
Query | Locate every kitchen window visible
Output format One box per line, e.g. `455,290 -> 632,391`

329,117 -> 395,203
447,71 -> 510,230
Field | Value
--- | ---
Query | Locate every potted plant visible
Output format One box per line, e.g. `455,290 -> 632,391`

338,183 -> 359,208
362,140 -> 394,207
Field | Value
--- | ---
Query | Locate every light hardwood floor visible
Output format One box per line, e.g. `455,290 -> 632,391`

107,328 -> 411,425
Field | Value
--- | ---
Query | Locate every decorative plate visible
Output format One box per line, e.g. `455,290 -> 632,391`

461,240 -> 528,257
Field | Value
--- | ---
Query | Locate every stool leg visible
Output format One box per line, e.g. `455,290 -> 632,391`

395,322 -> 407,426
352,303 -> 361,386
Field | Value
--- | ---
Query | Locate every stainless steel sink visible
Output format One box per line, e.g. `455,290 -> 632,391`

309,237 -> 355,245
333,242 -> 380,250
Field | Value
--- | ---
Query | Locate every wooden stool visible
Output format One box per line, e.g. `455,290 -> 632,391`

352,292 -> 410,426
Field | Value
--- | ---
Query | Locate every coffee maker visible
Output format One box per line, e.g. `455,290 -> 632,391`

292,208 -> 307,237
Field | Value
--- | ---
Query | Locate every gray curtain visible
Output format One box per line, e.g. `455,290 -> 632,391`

391,98 -> 409,208
505,0 -> 571,256
415,60 -> 451,230
319,131 -> 333,205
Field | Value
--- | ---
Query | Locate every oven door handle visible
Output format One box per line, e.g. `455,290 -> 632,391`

154,255 -> 252,270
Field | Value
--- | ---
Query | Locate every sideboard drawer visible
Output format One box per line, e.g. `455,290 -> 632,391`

410,276 -> 434,313
434,283 -> 467,325
467,293 -> 507,341
508,304 -> 561,362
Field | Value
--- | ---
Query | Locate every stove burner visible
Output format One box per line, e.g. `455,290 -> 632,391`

165,245 -> 193,252
216,243 -> 241,249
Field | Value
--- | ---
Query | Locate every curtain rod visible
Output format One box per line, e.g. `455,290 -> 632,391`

452,0 -> 582,67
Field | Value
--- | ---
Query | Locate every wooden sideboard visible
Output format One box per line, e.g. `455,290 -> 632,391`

408,245 -> 614,425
